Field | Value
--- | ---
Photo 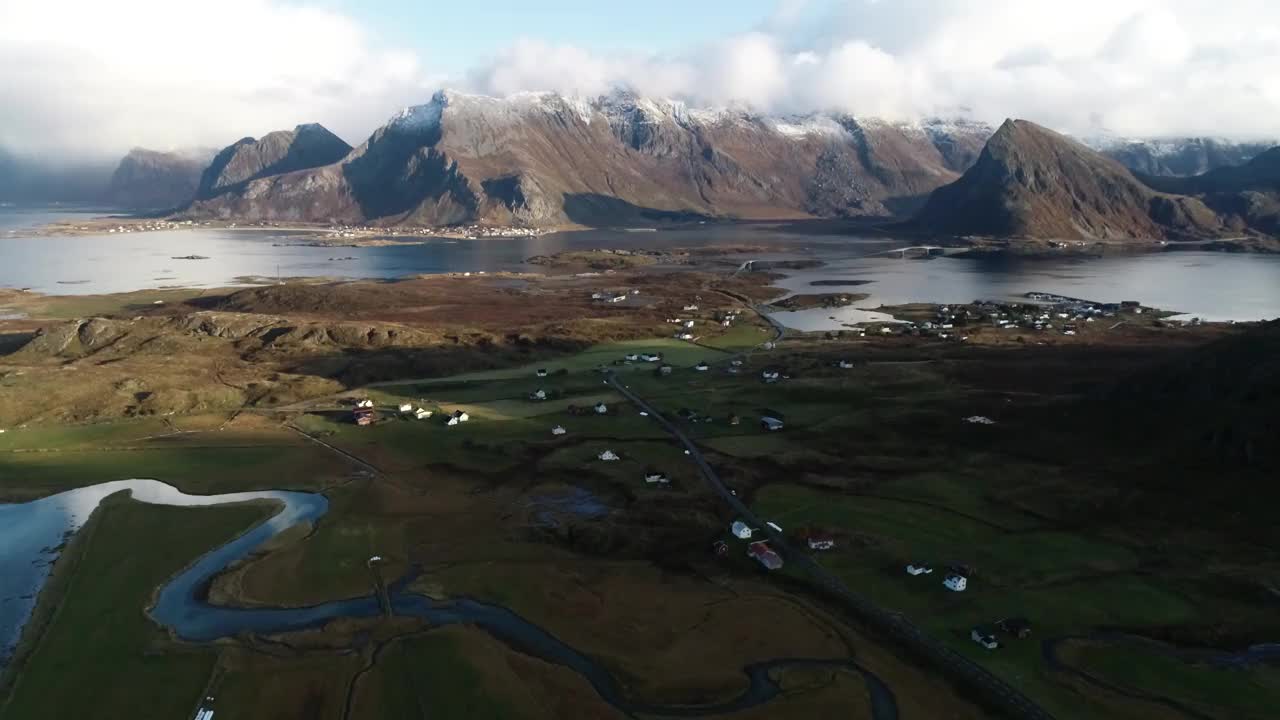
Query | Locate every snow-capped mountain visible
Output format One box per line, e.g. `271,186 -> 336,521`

1081,134 -> 1278,177
183,89 -> 994,227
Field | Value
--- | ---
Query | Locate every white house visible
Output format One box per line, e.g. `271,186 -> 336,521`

722,319 -> 733,327
414,407 -> 432,420
944,573 -> 968,592
551,425 -> 567,436
398,403 -> 413,413
598,450 -> 620,461
683,304 -> 699,311
694,362 -> 710,372
625,353 -> 640,361
639,353 -> 662,362
761,370 -> 780,381
906,563 -> 933,576
594,402 -> 608,415
760,416 -> 785,432
447,416 -> 461,426
530,389 -> 548,401
838,360 -> 854,369
644,472 -> 669,484
356,398 -> 374,408
683,320 -> 696,328
536,368 -> 548,377
731,521 -> 753,539
678,333 -> 695,340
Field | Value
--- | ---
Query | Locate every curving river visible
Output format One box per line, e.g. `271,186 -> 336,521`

1,480 -> 897,718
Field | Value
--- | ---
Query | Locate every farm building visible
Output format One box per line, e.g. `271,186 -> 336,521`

551,425 -> 567,436
760,416 -> 785,432
906,563 -> 933,576
598,450 -> 620,461
747,542 -> 784,570
807,533 -> 836,551
731,521 -> 753,539
944,573 -> 968,592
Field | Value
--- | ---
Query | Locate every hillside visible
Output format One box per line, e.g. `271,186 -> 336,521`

1108,319 -> 1279,470
913,119 -> 1224,240
106,148 -> 214,209
194,124 -> 352,200
181,90 -> 992,227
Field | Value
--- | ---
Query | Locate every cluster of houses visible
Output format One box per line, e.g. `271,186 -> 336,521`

857,296 -> 1149,341
398,403 -> 434,420
727,520 -> 837,570
106,220 -> 196,234
903,562 -> 1033,649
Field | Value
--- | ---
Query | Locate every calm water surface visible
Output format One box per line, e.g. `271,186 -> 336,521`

2,207 -> 1278,324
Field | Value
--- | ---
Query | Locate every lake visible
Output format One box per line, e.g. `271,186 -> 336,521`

2,206 -> 1279,324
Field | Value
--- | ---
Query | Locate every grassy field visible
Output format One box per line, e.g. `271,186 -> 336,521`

0,497 -> 274,720
749,479 -> 1270,719
1067,640 -> 1280,720
363,630 -> 526,719
0,415 -> 361,501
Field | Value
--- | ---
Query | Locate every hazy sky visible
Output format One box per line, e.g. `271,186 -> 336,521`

2,0 -> 1279,158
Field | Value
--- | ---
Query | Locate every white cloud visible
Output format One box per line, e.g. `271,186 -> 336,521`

466,0 -> 1280,139
0,0 -> 435,158
3,0 -> 1280,160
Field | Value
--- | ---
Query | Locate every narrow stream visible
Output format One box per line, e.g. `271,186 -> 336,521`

3,480 -> 897,718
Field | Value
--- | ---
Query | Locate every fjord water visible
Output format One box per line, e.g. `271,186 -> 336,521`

768,251 -> 1280,330
2,206 -> 1279,322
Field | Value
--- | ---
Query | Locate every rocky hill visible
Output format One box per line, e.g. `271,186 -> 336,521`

106,147 -> 214,209
913,119 -> 1225,240
194,124 -> 352,200
1088,136 -> 1277,177
182,90 -> 992,227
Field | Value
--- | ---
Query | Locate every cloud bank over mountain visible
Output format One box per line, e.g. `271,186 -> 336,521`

3,0 -> 1279,158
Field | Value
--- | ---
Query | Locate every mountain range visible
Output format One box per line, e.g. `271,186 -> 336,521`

3,89 -> 1278,241
179,90 -> 994,226
1083,136 -> 1279,177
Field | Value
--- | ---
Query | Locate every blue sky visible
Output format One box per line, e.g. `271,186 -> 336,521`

345,0 -> 782,74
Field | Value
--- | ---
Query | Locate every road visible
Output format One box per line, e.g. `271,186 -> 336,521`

605,359 -> 1056,719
